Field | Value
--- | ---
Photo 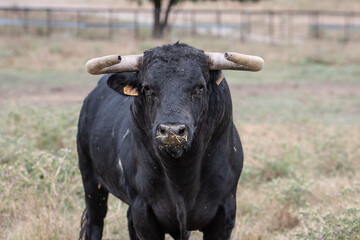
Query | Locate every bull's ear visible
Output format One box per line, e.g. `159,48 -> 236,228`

209,70 -> 225,86
107,73 -> 139,96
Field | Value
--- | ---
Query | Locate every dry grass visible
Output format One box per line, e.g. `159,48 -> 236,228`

0,27 -> 359,240
3,102 -> 358,239
1,33 -> 359,73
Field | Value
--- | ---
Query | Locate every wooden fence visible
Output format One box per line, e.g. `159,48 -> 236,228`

0,6 -> 360,43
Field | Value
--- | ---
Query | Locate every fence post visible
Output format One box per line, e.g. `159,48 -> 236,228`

240,11 -> 245,42
46,8 -> 52,37
268,10 -> 274,44
279,12 -> 285,41
191,10 -> 196,36
23,8 -> 29,33
312,11 -> 320,39
108,8 -> 113,40
76,10 -> 80,37
344,13 -> 352,42
287,12 -> 293,43
134,9 -> 139,38
247,12 -> 252,37
3,8 -> 8,34
216,10 -> 221,38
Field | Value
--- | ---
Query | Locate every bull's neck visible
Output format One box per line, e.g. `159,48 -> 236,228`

161,154 -> 202,194
132,124 -> 203,195
160,154 -> 203,219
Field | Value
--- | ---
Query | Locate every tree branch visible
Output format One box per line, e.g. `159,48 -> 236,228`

161,0 -> 177,32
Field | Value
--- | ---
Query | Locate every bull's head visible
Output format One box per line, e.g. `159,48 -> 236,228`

85,43 -> 264,158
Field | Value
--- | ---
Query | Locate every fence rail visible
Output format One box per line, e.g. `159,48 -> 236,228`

1,6 -> 360,43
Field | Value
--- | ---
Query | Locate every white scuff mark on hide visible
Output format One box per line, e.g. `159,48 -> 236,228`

121,128 -> 130,145
117,129 -> 129,174
234,146 -> 237,152
118,157 -> 124,174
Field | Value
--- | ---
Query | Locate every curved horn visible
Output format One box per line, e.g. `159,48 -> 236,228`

85,54 -> 143,75
206,52 -> 264,71
85,51 -> 263,74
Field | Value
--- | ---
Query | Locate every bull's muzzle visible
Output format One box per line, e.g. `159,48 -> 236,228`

156,124 -> 189,158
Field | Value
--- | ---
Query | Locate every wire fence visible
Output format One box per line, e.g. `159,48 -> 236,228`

1,6 -> 360,43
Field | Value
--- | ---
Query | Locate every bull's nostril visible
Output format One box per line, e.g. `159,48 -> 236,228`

156,124 -> 189,150
160,128 -> 166,136
178,128 -> 185,136
157,124 -> 188,139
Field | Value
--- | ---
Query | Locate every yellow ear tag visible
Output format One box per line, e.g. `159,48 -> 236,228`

216,73 -> 224,85
123,85 -> 138,96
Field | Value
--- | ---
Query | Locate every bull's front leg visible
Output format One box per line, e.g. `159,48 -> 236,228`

79,175 -> 109,240
78,151 -> 109,240
128,197 -> 165,240
202,195 -> 236,240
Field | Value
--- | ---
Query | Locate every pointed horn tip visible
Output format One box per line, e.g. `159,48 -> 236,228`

85,61 -> 102,75
84,61 -> 98,75
84,55 -> 122,75
224,52 -> 264,72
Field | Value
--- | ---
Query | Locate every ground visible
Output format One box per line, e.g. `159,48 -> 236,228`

0,0 -> 360,239
0,33 -> 359,239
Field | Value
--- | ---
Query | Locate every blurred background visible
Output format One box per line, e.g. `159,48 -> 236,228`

0,0 -> 359,239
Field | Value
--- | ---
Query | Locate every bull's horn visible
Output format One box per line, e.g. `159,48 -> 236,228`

85,54 -> 143,75
85,52 -> 263,74
206,52 -> 264,71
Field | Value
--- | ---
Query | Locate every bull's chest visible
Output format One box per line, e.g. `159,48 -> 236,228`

150,190 -> 219,232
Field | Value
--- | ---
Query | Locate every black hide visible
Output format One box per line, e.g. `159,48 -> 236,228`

77,43 -> 244,240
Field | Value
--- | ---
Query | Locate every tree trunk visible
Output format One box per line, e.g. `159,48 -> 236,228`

161,0 -> 175,33
153,0 -> 163,38
152,0 -> 177,39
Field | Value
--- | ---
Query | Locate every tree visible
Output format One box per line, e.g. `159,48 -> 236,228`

147,0 -> 261,39
152,0 -> 179,38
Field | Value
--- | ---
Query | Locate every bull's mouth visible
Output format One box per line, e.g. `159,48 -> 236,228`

156,133 -> 188,158
159,145 -> 186,158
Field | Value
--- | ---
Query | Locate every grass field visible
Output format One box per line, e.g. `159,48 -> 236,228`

0,30 -> 360,240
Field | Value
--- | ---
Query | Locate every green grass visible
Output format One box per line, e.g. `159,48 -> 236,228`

0,2 -> 359,238
0,105 -> 82,239
232,93 -> 360,125
224,63 -> 360,85
0,60 -> 359,239
298,207 -> 360,239
0,69 -> 99,92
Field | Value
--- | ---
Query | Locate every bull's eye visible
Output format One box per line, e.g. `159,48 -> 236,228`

143,85 -> 156,100
193,84 -> 205,97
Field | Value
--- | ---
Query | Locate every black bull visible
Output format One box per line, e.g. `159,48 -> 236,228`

77,43 -> 244,240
